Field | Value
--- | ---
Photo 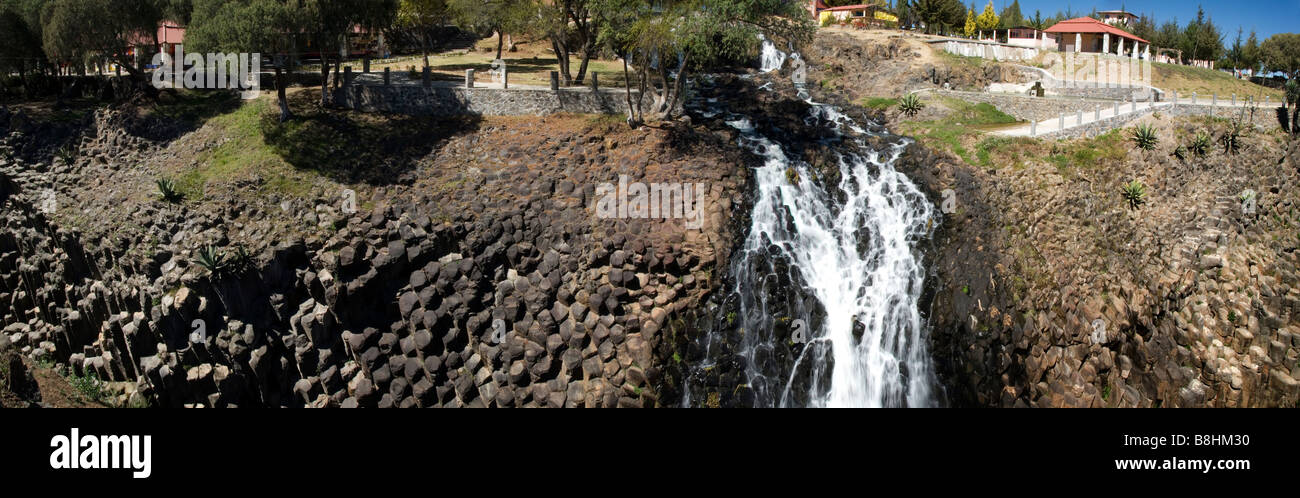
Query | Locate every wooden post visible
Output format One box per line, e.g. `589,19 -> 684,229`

549,71 -> 559,91
343,66 -> 352,86
422,66 -> 430,88
363,56 -> 370,73
466,69 -> 475,88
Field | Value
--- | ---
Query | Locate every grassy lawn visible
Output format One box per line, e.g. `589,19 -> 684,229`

165,95 -> 320,201
897,96 -> 1128,175
859,96 -> 898,110
1151,62 -> 1284,102
898,96 -> 1021,164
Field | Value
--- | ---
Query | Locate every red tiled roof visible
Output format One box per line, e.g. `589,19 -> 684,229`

1045,17 -> 1148,44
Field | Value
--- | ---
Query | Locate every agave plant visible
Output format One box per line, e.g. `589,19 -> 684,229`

1220,121 -> 1243,154
156,178 -> 183,203
898,93 -> 925,117
56,145 -> 77,165
1121,180 -> 1147,210
1189,132 -> 1211,156
1131,124 -> 1158,151
1172,145 -> 1188,162
194,246 -> 228,275
230,245 -> 254,274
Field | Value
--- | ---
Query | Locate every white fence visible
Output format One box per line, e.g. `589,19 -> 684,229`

940,40 -> 1040,62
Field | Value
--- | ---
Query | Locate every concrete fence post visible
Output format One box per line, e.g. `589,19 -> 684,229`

1192,92 -> 1197,104
550,71 -> 559,91
1095,107 -> 1100,121
1172,90 -> 1177,109
466,69 -> 474,88
1114,101 -> 1120,116
1078,109 -> 1083,125
590,72 -> 598,91
1031,119 -> 1037,137
422,66 -> 430,88
383,67 -> 390,86
1132,97 -> 1137,113
343,66 -> 352,87
1231,93 -> 1235,106
363,57 -> 370,73
1265,95 -> 1270,106
1059,113 -> 1064,129
1212,93 -> 1217,106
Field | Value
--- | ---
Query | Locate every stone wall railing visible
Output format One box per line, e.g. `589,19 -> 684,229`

330,81 -> 636,117
1038,103 -> 1284,140
932,89 -> 1114,121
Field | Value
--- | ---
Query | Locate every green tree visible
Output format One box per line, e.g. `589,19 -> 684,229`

595,0 -> 812,125
449,0 -> 532,60
185,0 -> 297,121
40,0 -> 163,81
0,3 -> 44,85
894,0 -> 913,29
997,0 -> 1022,29
295,0 -> 397,107
396,0 -> 448,69
963,5 -> 975,38
1225,26 -> 1243,70
1241,29 -> 1260,74
911,0 -> 964,35
1261,33 -> 1300,78
974,0 -> 997,32
1029,9 -> 1044,30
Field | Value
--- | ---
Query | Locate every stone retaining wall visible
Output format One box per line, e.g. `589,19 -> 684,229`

933,89 -> 1113,121
331,82 -> 635,116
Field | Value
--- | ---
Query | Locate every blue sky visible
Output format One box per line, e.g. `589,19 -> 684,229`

993,1 -> 1299,39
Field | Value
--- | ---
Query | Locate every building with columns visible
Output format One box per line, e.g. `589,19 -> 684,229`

1045,17 -> 1149,58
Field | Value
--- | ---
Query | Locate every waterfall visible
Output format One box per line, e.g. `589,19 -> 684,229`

759,35 -> 787,73
683,73 -> 938,408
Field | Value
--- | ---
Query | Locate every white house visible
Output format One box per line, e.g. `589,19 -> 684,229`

1097,10 -> 1138,27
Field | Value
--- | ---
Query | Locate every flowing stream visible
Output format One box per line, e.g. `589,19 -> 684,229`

682,40 -> 938,408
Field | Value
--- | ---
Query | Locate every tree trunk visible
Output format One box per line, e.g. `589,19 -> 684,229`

320,57 -> 331,107
421,32 -> 430,68
622,56 -> 639,126
552,37 -> 571,86
275,64 -> 292,122
496,30 -> 505,60
574,38 -> 594,84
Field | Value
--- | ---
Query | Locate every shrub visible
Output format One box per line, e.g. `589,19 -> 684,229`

1131,124 -> 1158,151
1122,180 -> 1147,209
1220,121 -> 1243,154
898,93 -> 925,117
231,245 -> 254,274
156,178 -> 183,203
1189,132 -> 1211,156
194,245 -> 229,274
1173,145 -> 1188,162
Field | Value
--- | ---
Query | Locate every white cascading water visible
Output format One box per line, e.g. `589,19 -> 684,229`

686,45 -> 937,407
759,35 -> 787,73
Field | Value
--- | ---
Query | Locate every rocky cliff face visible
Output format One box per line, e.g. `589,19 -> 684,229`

900,115 -> 1300,407
0,100 -> 749,408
